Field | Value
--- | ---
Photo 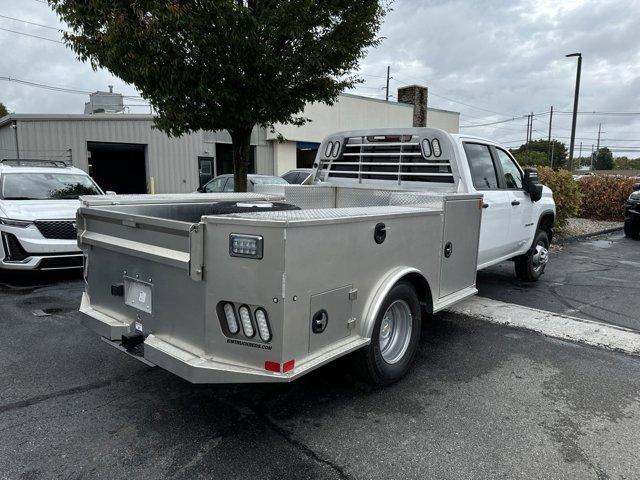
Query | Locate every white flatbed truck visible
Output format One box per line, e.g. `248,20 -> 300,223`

78,128 -> 554,385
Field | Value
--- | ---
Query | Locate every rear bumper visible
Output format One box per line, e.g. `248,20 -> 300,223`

80,292 -> 368,384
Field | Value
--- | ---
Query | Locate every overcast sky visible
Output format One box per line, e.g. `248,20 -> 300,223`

1,0 -> 639,157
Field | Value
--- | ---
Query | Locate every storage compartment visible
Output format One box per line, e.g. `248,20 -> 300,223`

308,285 -> 353,353
439,198 -> 482,298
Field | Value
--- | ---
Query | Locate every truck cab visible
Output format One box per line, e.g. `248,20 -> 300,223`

451,135 -> 555,274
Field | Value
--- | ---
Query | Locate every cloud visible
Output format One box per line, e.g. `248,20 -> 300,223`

1,0 -> 639,155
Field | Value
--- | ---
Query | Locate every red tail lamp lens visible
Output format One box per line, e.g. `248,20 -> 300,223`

282,359 -> 295,373
264,361 -> 280,372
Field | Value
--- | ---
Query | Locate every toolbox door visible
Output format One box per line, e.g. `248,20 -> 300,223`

439,199 -> 481,298
308,285 -> 353,354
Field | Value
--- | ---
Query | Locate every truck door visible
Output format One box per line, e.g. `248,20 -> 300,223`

493,147 -> 534,254
462,142 -> 512,267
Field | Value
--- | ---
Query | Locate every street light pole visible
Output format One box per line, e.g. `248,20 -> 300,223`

566,52 -> 582,172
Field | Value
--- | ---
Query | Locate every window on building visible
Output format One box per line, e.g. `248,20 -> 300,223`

463,143 -> 499,190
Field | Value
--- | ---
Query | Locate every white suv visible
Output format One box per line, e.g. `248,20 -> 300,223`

0,159 -> 104,270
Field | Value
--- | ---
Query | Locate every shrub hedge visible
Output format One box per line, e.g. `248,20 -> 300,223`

537,166 -> 582,228
577,175 -> 637,221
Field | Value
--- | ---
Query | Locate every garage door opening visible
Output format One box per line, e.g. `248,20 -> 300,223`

87,142 -> 147,194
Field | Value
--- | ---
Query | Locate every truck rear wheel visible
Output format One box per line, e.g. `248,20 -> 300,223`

356,282 -> 421,385
514,230 -> 549,282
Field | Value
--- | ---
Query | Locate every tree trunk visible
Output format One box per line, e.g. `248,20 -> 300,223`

229,126 -> 253,192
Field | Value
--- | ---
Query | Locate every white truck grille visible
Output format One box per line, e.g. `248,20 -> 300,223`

320,134 -> 454,185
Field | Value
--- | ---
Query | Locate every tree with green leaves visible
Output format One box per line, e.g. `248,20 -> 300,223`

613,156 -> 640,170
594,147 -> 614,170
510,149 -> 547,168
51,0 -> 387,191
512,139 -> 567,168
0,102 -> 8,117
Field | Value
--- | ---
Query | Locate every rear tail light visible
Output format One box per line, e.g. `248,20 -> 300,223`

332,141 -> 341,157
223,303 -> 239,334
421,139 -> 432,158
432,138 -> 442,157
238,305 -> 254,338
325,141 -> 334,157
255,308 -> 271,342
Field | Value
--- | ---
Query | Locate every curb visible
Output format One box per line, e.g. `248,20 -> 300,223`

556,226 -> 624,244
447,296 -> 640,357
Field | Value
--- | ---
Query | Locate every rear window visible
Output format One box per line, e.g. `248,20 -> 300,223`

463,143 -> 499,190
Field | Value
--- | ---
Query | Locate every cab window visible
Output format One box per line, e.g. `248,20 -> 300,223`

495,149 -> 523,189
463,143 -> 499,190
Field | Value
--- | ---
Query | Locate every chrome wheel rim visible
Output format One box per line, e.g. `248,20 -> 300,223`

379,300 -> 412,364
532,241 -> 549,272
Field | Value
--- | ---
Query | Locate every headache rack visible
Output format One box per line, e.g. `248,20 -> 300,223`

319,133 -> 455,185
0,158 -> 70,168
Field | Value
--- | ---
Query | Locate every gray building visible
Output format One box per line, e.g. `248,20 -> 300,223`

0,86 -> 459,194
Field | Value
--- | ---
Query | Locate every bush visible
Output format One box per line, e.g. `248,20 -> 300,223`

536,166 -> 582,228
577,175 -> 636,221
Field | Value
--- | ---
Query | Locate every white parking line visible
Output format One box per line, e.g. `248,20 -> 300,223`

448,296 -> 640,357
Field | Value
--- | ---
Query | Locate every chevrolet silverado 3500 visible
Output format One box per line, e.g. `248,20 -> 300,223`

78,128 -> 554,385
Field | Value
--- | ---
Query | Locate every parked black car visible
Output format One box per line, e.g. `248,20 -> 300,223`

624,183 -> 640,239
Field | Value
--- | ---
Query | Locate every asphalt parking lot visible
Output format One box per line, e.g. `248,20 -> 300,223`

478,231 -> 640,330
1,269 -> 640,479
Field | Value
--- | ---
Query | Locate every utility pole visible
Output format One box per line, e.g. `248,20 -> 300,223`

547,106 -> 553,164
550,141 -> 555,169
579,141 -> 582,168
385,66 -> 390,102
596,123 -> 602,151
590,144 -> 594,170
566,52 -> 582,172
529,112 -> 534,142
525,114 -> 530,146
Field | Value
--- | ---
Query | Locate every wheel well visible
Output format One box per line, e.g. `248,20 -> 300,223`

538,212 -> 555,244
398,272 -> 433,315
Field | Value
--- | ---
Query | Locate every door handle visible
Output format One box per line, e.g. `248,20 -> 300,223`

511,200 -> 521,206
482,203 -> 489,209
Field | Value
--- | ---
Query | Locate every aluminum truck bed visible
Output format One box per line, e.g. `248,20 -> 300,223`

78,132 -> 484,385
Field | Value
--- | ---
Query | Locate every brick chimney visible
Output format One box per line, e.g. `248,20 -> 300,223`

397,85 -> 428,127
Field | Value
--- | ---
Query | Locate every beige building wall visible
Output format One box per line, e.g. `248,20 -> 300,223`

267,93 -> 460,173
273,141 -> 298,175
427,108 -> 460,134
267,93 -> 414,143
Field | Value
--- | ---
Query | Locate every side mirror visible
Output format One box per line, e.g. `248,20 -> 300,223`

523,168 -> 543,202
105,190 -> 117,195
633,183 -> 640,192
196,186 -> 204,193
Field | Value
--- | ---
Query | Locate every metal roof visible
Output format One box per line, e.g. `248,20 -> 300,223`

0,113 -> 155,128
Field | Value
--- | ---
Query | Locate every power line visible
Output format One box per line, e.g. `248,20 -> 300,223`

0,14 -> 68,32
0,76 -> 145,101
555,111 -> 640,116
0,26 -> 62,43
460,115 -> 529,128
